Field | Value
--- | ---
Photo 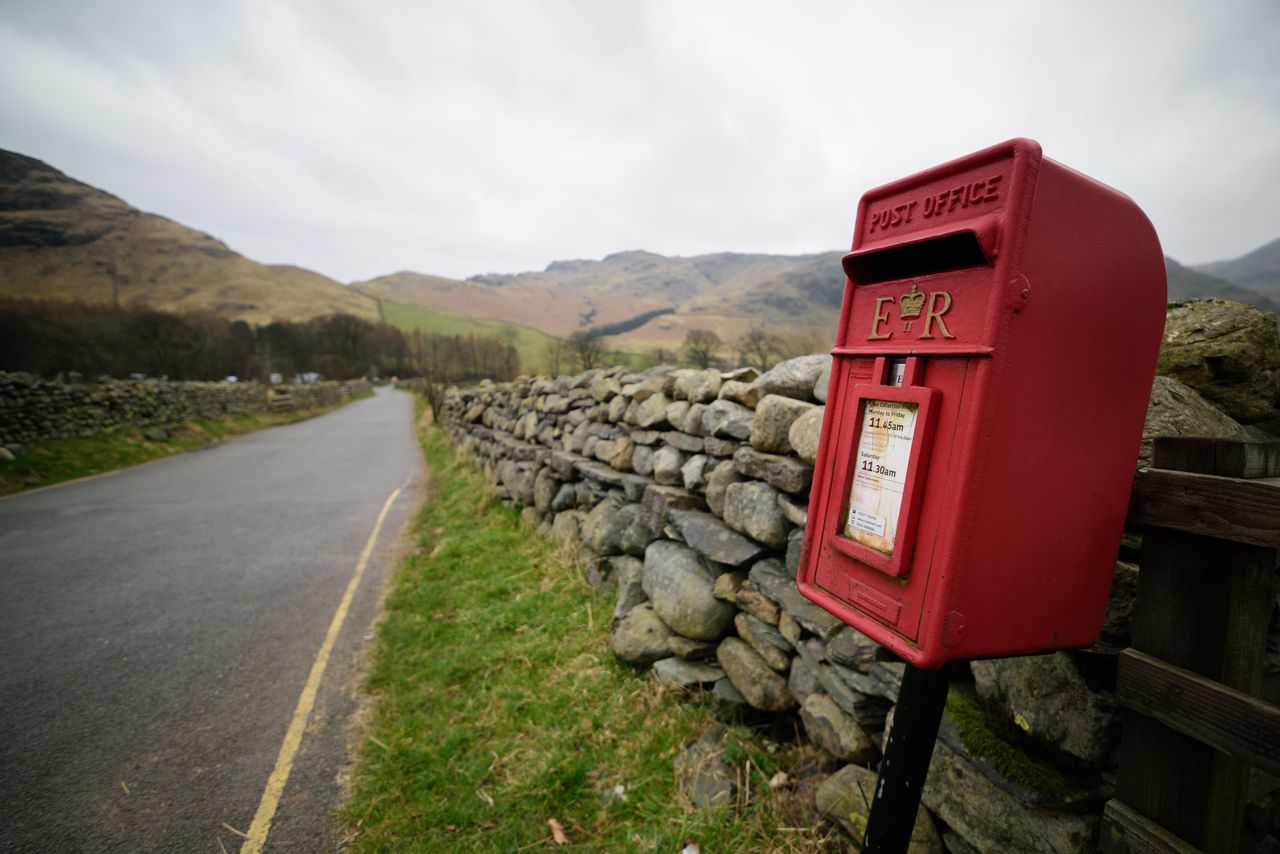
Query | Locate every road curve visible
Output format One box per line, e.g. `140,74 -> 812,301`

0,386 -> 421,853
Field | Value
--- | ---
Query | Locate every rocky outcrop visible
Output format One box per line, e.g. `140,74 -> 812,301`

1158,298 -> 1280,424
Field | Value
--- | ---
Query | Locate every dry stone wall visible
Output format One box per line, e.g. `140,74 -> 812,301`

0,372 -> 371,447
440,299 -> 1280,850
438,335 -> 1280,852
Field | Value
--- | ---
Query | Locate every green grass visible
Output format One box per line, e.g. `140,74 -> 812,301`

381,299 -> 652,374
341,404 -> 831,852
0,401 -> 363,496
381,299 -> 559,373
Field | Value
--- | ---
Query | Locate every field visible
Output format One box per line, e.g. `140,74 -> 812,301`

380,299 -> 649,373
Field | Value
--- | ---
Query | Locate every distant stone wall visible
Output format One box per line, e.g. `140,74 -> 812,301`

0,373 -> 371,447
437,320 -> 1280,852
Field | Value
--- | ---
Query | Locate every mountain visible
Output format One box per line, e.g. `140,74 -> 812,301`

1193,237 -> 1280,306
1165,256 -> 1279,312
354,249 -> 847,349
0,149 -> 377,324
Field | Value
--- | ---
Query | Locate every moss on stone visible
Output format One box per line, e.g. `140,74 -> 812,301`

945,693 -> 1106,805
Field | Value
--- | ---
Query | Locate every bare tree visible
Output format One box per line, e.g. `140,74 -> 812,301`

544,336 -> 564,376
567,330 -> 604,371
737,324 -> 780,369
683,328 -> 721,369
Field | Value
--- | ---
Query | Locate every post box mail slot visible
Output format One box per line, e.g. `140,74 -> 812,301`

797,138 -> 1166,668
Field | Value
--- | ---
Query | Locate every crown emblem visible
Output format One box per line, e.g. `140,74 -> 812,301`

898,283 -> 925,319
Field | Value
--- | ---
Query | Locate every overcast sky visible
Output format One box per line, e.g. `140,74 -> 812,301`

2,1 -> 1277,283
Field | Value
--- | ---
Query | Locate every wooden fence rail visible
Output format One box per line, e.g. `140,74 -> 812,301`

1102,437 -> 1280,854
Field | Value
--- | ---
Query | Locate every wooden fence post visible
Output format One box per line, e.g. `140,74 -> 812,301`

1103,437 -> 1280,853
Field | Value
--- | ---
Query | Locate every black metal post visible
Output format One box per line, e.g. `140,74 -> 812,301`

861,662 -> 952,853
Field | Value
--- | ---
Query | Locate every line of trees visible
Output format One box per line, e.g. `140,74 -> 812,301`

0,298 -> 413,381
0,297 -> 531,411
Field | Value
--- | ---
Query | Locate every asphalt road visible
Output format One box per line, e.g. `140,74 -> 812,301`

0,386 -> 422,853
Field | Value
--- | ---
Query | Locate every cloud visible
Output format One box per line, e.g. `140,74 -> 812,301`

1,0 -> 1277,281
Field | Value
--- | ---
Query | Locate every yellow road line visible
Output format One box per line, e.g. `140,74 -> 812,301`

241,485 -> 403,854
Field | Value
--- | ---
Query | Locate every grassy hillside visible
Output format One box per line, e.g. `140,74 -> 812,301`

354,250 -> 847,344
380,299 -> 558,371
1165,256 -> 1278,312
1193,237 -> 1280,305
0,149 -> 378,324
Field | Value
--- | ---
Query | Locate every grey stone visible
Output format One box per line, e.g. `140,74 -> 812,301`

705,459 -> 745,517
1139,376 -> 1251,467
817,764 -> 942,851
518,506 -> 543,529
1158,298 -> 1280,424
663,430 -> 705,453
785,527 -> 805,577
712,676 -> 748,710
642,540 -> 736,641
590,375 -> 622,402
635,392 -> 672,429
716,637 -> 796,711
1102,561 -> 1139,640
611,555 -> 647,621
735,613 -> 791,671
640,484 -> 706,533
795,641 -> 892,730
752,354 -> 830,401
664,399 -> 692,428
653,656 -> 726,687
702,399 -> 756,440
718,379 -> 760,408
674,368 -> 722,403
801,693 -> 880,762
607,393 -> 630,422
610,602 -> 673,665
551,482 -> 578,512
631,444 -> 655,476
548,450 -> 580,479
733,446 -> 813,494
620,511 -> 658,557
971,652 -> 1120,767
651,445 -> 686,485
142,425 -> 169,441
778,493 -> 809,527
734,580 -> 781,625
669,636 -> 719,660
787,654 -> 822,705
751,559 -> 844,640
681,454 -> 709,490
750,394 -> 818,454
814,360 -> 832,403
788,406 -> 825,465
667,509 -> 766,567
582,495 -> 631,555
630,429 -> 662,445
827,626 -> 880,669
680,403 -> 709,436
550,509 -> 584,544
712,570 -> 747,602
533,467 -> 559,513
724,480 -> 792,549
703,436 -> 740,457
674,725 -> 735,808
633,371 -> 674,403
921,708 -> 1102,853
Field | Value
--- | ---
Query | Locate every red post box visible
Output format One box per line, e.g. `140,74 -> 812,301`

798,138 -> 1166,668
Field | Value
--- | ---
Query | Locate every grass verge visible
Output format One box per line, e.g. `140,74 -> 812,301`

341,407 -> 832,852
0,398 -> 366,496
